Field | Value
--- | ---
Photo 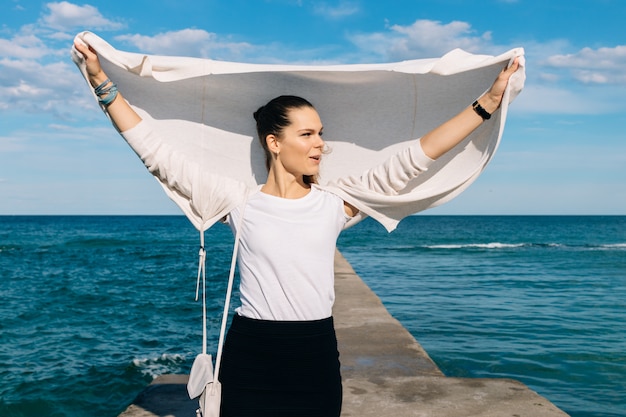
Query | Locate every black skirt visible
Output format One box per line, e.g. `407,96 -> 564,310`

219,314 -> 342,417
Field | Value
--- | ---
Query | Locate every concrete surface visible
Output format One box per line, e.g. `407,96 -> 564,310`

118,251 -> 569,417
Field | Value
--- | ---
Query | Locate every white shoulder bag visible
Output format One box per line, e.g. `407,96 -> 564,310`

187,203 -> 246,417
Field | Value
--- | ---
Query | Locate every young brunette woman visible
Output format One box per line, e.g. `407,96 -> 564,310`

74,40 -> 519,417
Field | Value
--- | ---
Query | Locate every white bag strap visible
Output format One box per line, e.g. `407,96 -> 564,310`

195,232 -> 208,354
213,205 -> 245,383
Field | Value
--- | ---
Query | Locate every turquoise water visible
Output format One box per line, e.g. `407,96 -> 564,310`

1,215 -> 624,416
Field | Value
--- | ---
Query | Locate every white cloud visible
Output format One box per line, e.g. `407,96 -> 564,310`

511,85 -> 592,114
349,19 -> 494,61
0,136 -> 25,152
0,55 -> 94,118
114,29 -> 253,59
0,34 -> 51,59
41,1 -> 124,31
313,1 -> 360,19
545,45 -> 626,84
512,81 -> 626,115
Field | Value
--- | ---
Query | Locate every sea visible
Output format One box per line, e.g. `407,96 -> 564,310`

0,215 -> 624,417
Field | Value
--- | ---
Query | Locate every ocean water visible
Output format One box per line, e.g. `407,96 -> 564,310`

0,215 -> 624,417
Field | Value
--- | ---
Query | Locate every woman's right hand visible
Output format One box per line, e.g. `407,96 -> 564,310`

74,40 -> 109,88
73,39 -> 142,132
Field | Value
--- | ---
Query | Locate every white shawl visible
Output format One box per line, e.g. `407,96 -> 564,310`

71,31 -> 525,232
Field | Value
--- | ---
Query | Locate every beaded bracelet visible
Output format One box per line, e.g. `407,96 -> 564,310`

98,85 -> 118,105
472,100 -> 491,121
94,78 -> 119,106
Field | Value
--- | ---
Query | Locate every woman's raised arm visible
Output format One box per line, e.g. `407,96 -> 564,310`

419,57 -> 520,160
74,40 -> 142,133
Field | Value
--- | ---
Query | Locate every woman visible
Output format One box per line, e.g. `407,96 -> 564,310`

74,40 -> 519,417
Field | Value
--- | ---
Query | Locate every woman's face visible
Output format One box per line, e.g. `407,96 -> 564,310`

274,106 -> 325,178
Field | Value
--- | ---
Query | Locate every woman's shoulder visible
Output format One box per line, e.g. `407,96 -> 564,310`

311,184 -> 342,201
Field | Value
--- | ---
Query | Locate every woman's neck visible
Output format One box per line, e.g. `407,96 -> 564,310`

261,171 -> 311,199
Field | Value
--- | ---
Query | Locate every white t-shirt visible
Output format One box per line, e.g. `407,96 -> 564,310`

226,186 -> 350,321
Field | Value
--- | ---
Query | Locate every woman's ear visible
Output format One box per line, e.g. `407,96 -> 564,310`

266,134 -> 279,155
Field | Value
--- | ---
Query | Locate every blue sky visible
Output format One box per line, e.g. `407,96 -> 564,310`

1,0 -> 625,216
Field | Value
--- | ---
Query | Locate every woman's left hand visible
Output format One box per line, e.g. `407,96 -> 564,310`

419,56 -> 522,160
480,57 -> 521,113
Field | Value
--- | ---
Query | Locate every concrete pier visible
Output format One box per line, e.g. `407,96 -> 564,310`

119,251 -> 570,417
